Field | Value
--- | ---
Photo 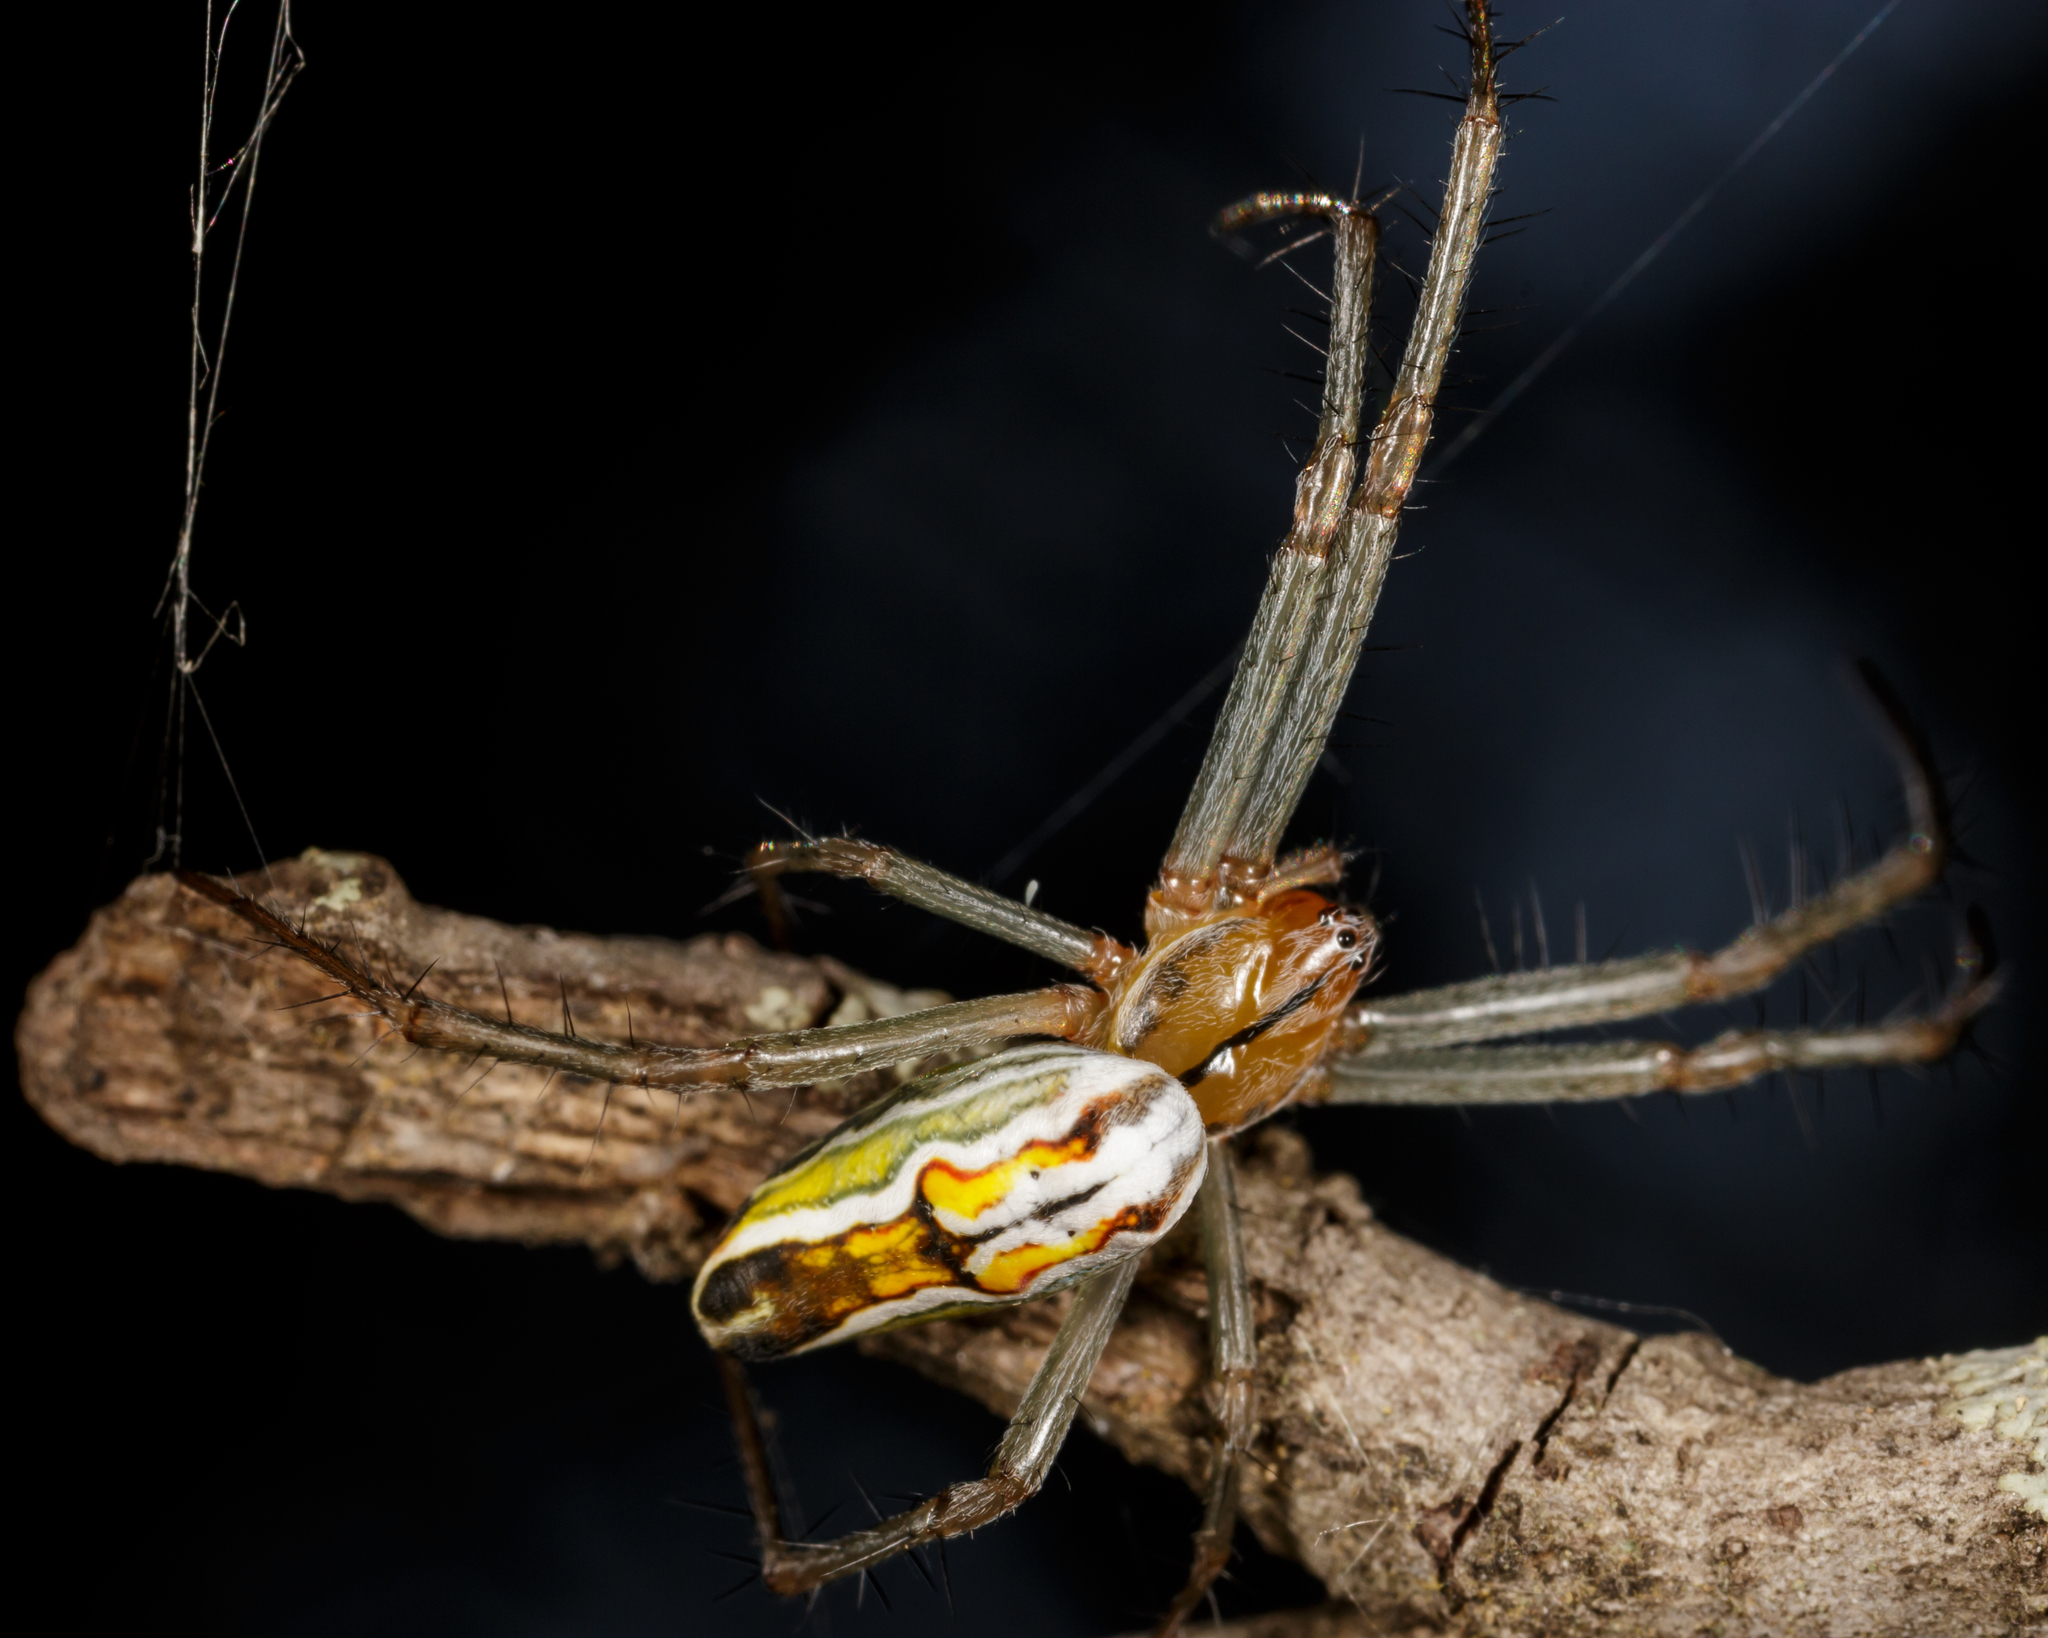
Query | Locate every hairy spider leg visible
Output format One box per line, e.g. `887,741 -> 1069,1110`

1333,665 -> 1976,1058
718,1256 -> 1142,1596
1155,204 -> 1379,928
175,873 -> 1104,1090
1157,3 -> 1504,930
1154,1140 -> 1258,1632
747,835 -> 1133,982
1326,948 -> 1998,1105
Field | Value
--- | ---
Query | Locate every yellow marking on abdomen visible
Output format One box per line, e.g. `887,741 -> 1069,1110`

975,1219 -> 1120,1295
919,1136 -> 1092,1223
796,1215 -> 956,1304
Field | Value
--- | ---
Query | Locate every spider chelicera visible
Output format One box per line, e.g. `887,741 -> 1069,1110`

181,5 -> 1996,1630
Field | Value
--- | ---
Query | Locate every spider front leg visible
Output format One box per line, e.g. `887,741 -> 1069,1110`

1154,1138 -> 1256,1637
1157,1 -> 1503,925
719,1256 -> 1143,1596
1159,198 -> 1379,917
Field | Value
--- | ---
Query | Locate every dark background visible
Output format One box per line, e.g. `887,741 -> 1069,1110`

14,2 -> 2044,1632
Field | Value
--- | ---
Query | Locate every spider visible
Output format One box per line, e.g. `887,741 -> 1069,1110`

173,6 -> 1999,1630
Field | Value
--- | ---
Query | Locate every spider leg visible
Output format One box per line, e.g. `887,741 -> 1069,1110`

1347,672 -> 1949,1053
1161,203 -> 1378,914
1321,962 -> 1999,1106
719,1256 -> 1142,1595
1227,14 -> 1503,877
1161,4 -> 1502,917
747,836 -> 1130,980
177,871 -> 1102,1090
1256,842 -> 1350,903
1153,1139 -> 1256,1637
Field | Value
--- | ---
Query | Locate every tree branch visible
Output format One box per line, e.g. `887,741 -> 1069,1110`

17,853 -> 2044,1633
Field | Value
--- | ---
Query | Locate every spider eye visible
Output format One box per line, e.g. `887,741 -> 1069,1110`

1336,929 -> 1356,949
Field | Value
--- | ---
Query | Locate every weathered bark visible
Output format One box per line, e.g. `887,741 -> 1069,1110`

18,853 -> 2045,1635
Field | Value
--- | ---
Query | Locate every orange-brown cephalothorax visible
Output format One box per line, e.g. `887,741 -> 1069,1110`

1099,889 -> 1376,1130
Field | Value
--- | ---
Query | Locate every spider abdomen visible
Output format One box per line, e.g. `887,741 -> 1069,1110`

691,1042 -> 1206,1360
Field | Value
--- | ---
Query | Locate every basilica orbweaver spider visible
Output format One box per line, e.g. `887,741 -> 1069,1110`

179,4 -> 1996,1630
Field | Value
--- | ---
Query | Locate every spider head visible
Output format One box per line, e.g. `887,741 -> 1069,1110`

1104,889 -> 1379,1132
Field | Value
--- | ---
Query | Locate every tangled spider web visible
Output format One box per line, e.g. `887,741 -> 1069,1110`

145,0 -> 300,876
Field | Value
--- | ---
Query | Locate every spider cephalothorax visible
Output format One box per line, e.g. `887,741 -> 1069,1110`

1106,882 -> 1378,1129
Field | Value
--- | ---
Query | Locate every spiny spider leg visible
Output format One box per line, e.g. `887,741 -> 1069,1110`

719,1257 -> 1142,1595
1327,935 -> 2000,1105
1224,22 -> 1504,876
1154,1140 -> 1256,1636
176,873 -> 1102,1090
1343,666 -> 1953,1053
1260,841 -> 1352,900
747,835 -> 1131,980
1162,5 -> 1502,912
1162,203 -> 1378,901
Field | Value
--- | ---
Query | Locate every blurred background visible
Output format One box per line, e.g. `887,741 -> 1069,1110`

13,2 -> 2043,1631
